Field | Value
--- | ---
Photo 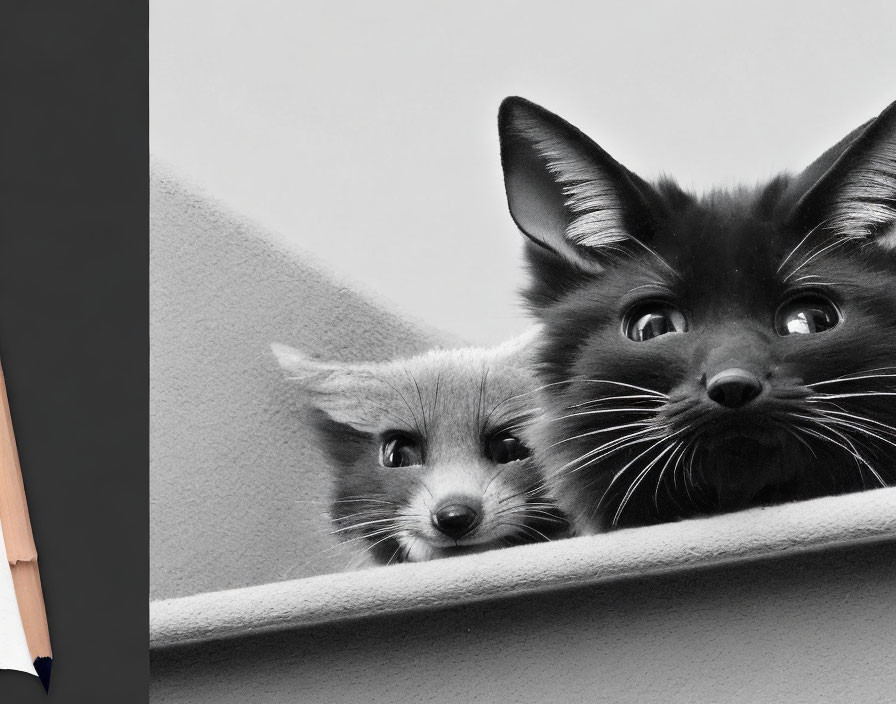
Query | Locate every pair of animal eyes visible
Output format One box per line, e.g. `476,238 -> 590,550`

380,432 -> 531,468
624,295 -> 840,342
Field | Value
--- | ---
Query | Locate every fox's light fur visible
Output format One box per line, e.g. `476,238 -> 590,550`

272,327 -> 568,566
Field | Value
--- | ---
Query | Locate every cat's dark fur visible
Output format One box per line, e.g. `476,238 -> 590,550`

498,96 -> 896,534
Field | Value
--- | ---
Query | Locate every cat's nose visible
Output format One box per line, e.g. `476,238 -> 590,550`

706,368 -> 763,408
433,502 -> 480,538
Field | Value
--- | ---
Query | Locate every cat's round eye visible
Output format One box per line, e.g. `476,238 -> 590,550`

624,303 -> 687,342
380,435 -> 423,468
775,295 -> 840,336
486,432 -> 531,464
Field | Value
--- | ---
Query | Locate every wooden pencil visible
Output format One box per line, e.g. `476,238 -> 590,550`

0,359 -> 52,692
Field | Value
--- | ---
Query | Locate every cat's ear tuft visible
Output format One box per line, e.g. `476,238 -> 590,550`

498,97 -> 658,270
789,99 -> 896,251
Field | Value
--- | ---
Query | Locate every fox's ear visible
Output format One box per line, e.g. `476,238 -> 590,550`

270,343 -> 382,428
788,99 -> 896,251
498,97 -> 659,271
271,343 -> 324,383
494,325 -> 541,367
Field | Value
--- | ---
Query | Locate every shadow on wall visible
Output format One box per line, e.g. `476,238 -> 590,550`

150,161 -> 457,600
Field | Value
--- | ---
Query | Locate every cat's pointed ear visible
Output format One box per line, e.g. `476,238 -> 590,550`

498,97 -> 658,270
788,99 -> 896,250
270,343 -> 382,428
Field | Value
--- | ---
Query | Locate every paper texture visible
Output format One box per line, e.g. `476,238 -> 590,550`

0,515 -> 36,676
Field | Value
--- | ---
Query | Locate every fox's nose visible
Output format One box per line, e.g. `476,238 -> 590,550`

706,368 -> 763,408
433,503 -> 480,538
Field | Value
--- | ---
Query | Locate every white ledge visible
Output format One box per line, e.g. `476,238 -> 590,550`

150,487 -> 896,648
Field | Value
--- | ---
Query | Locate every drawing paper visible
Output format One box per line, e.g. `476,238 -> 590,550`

0,515 -> 36,677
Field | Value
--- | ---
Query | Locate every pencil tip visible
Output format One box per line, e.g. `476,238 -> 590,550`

34,657 -> 51,692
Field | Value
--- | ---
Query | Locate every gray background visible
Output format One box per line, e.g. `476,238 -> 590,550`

150,166 -> 454,598
152,0 -> 896,345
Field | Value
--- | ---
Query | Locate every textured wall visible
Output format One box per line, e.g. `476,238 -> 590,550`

151,539 -> 896,703
150,164 -> 455,599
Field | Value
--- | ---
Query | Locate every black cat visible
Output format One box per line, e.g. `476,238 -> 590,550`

498,96 -> 896,534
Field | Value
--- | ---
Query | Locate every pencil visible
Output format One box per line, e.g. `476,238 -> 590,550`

0,359 -> 52,692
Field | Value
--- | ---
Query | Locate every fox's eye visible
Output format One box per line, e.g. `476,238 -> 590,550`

776,295 -> 840,336
381,435 -> 423,468
486,432 -> 531,464
624,303 -> 687,341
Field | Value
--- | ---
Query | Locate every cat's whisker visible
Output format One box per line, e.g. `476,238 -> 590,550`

811,366 -> 896,383
332,498 -> 397,506
495,507 -> 566,524
482,462 -> 514,496
496,378 -> 589,405
807,373 -> 896,387
330,530 -> 388,546
386,542 -> 406,566
798,425 -> 866,488
626,282 -> 671,293
822,426 -> 888,489
653,441 -> 686,509
360,530 -> 406,558
672,441 -> 697,506
418,481 -> 435,502
567,394 -> 667,409
684,444 -> 698,497
379,377 -> 425,437
525,511 -> 567,524
796,419 -> 887,488
784,231 -> 853,281
656,441 -> 693,516
565,430 -> 672,477
777,219 -> 828,274
550,422 -> 659,454
550,407 -> 665,423
521,499 -> 563,507
809,405 -> 896,437
556,426 -> 664,471
578,379 -> 669,398
593,431 -> 683,510
812,415 -> 896,451
496,499 -> 558,512
611,442 -> 679,526
475,367 -> 489,434
497,520 -> 553,543
781,424 -> 819,458
328,517 -> 397,535
496,482 -> 552,506
628,237 -> 681,280
365,400 -> 418,433
347,526 -> 404,542
332,510 -> 393,522
812,391 -> 896,400
407,370 -> 430,440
